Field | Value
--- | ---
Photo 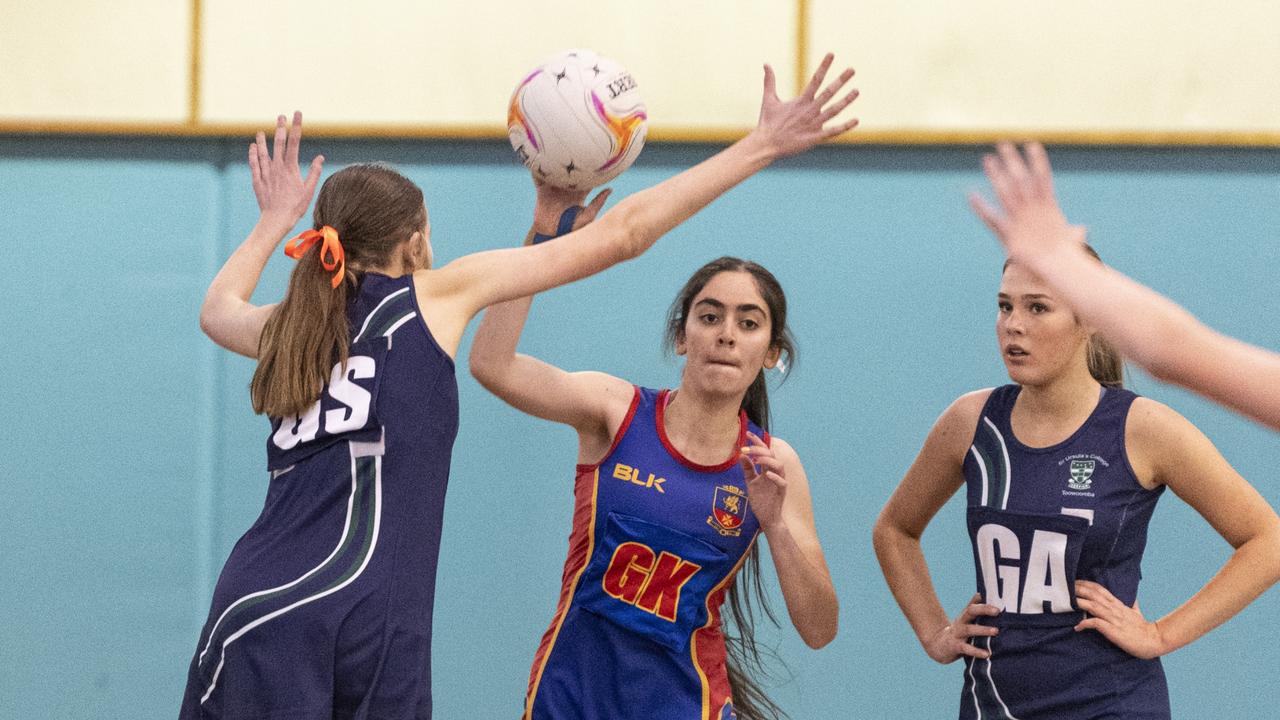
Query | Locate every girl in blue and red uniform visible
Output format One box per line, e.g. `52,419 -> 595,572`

873,237 -> 1280,717
181,54 -> 858,720
471,253 -> 839,720
472,59 -> 855,720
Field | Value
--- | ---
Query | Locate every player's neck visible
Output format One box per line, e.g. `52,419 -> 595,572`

1012,365 -> 1102,445
663,387 -> 742,465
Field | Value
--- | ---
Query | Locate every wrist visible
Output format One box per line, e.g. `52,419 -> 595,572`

255,213 -> 299,240
758,515 -> 789,538
531,205 -> 582,245
531,207 -> 567,234
1151,619 -> 1174,657
738,129 -> 782,167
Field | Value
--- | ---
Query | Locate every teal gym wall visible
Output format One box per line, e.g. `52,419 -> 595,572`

2,137 -> 1277,718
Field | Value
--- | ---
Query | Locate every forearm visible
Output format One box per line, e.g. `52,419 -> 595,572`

1018,244 -> 1280,428
762,521 -> 838,648
608,132 -> 777,259
1154,528 -> 1280,654
469,294 -> 535,390
872,522 -> 951,649
1013,244 -> 1207,375
201,216 -> 293,318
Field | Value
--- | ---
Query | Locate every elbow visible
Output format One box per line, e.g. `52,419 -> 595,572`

801,612 -> 838,650
871,516 -> 901,558
467,351 -> 500,390
197,304 -> 218,341
467,349 -> 515,397
1261,524 -> 1280,587
600,201 -> 646,264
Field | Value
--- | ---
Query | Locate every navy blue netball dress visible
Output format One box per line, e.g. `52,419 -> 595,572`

180,274 -> 457,719
961,384 -> 1169,719
524,387 -> 762,720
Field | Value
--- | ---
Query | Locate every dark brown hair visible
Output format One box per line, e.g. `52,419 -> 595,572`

664,257 -> 795,720
251,163 -> 426,417
1003,244 -> 1124,388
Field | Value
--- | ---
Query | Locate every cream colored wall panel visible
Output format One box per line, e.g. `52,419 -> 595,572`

0,2 -> 190,121
201,0 -> 794,130
811,0 -> 1280,133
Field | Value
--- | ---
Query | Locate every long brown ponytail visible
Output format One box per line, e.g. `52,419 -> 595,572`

666,257 -> 796,720
251,163 -> 426,417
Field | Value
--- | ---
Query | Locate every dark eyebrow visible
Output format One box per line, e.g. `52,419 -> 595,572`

996,293 -> 1051,301
694,298 -> 767,316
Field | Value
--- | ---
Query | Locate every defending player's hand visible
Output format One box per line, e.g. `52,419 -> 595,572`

249,111 -> 325,230
753,52 -> 860,158
1073,580 -> 1168,659
969,142 -> 1086,262
739,431 -> 786,531
925,594 -> 1001,664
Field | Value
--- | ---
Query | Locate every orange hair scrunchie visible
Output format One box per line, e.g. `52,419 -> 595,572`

285,226 -> 346,289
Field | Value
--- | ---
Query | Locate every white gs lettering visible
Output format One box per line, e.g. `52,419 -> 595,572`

272,399 -> 322,450
326,355 -> 375,433
272,355 -> 376,450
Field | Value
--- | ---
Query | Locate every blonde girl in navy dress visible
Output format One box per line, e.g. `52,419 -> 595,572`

873,244 -> 1280,717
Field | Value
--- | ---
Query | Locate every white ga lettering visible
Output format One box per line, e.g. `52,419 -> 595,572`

976,524 -> 1072,614
273,356 -> 376,450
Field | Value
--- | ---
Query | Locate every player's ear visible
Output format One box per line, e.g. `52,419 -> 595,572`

763,344 -> 781,370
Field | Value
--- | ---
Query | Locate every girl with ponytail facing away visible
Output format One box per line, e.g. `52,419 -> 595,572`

185,52 -> 857,720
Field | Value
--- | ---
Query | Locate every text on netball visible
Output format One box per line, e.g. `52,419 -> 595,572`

607,74 -> 637,100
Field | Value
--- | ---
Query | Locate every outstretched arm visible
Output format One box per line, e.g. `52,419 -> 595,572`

739,434 -> 838,648
469,184 -> 634,449
199,112 -> 324,357
419,54 -> 861,356
971,142 -> 1280,432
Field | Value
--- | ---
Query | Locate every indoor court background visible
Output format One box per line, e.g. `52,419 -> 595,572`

2,2 -> 1278,718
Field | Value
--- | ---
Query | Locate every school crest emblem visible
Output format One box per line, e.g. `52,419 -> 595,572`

707,484 -> 748,537
1068,459 -> 1095,490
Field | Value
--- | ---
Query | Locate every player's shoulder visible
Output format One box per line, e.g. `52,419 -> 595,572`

940,387 -> 997,428
922,387 -> 997,456
767,435 -> 799,464
1124,395 -> 1200,451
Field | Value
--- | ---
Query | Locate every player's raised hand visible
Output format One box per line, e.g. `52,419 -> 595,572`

249,111 -> 325,230
753,52 -> 859,158
1074,580 -> 1168,659
924,594 -> 1001,664
739,431 -> 786,530
969,142 -> 1086,262
532,177 -> 611,238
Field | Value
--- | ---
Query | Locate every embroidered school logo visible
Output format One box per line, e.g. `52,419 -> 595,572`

1068,459 -> 1095,490
707,485 -> 748,537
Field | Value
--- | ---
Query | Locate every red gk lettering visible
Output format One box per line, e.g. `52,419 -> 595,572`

602,542 -> 701,622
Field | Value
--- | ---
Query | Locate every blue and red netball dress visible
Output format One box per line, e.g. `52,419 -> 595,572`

524,387 -> 763,720
961,384 -> 1169,720
180,273 -> 457,720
